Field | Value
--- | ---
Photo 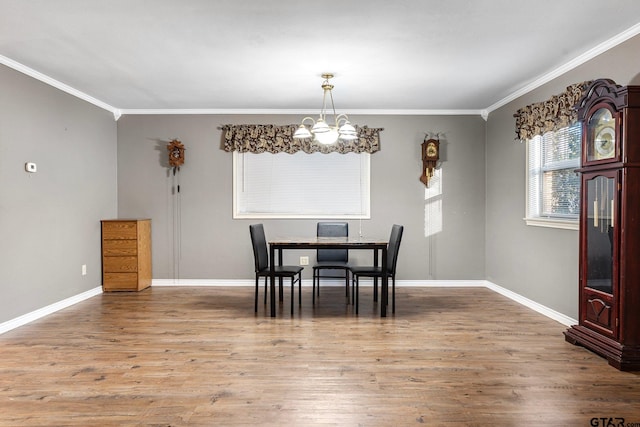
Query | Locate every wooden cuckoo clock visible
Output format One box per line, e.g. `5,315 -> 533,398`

167,139 -> 185,173
420,137 -> 439,187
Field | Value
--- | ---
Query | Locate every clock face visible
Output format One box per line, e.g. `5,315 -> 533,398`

587,107 -> 616,161
167,140 -> 185,167
595,127 -> 615,158
426,143 -> 437,158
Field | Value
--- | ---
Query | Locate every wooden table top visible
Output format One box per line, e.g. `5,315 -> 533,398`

268,236 -> 388,248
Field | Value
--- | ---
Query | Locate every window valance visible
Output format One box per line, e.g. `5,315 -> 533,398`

221,124 -> 383,154
514,81 -> 592,141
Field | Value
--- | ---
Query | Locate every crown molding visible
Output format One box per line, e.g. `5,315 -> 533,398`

484,22 -> 640,116
0,55 -> 121,120
117,108 -> 484,116
4,21 -> 640,121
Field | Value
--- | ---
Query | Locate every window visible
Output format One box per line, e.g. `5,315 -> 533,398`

525,123 -> 581,229
233,151 -> 370,219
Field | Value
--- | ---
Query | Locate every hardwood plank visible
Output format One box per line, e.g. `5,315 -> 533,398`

1,287 -> 640,426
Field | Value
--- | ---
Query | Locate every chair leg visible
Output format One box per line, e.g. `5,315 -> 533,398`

392,276 -> 396,314
298,273 -> 302,306
351,275 -> 355,305
373,277 -> 378,302
312,269 -> 316,305
345,270 -> 349,299
264,276 -> 268,304
355,275 -> 359,315
255,276 -> 259,312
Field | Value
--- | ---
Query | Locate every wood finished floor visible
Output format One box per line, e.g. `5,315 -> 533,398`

1,286 -> 640,426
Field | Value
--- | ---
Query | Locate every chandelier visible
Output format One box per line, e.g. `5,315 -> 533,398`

293,73 -> 358,145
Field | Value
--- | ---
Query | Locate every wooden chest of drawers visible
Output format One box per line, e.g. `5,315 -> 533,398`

101,219 -> 152,291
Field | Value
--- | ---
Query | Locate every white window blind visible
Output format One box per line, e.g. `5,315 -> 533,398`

233,151 -> 370,219
526,123 -> 581,228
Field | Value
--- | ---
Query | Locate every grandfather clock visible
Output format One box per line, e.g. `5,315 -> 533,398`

564,79 -> 640,370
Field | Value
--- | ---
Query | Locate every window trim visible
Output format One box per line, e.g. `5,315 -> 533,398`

523,216 -> 579,230
524,128 -> 580,231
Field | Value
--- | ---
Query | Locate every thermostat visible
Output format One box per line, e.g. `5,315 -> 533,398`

25,162 -> 37,173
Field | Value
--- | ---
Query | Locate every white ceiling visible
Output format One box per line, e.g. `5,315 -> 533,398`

2,0 -> 640,117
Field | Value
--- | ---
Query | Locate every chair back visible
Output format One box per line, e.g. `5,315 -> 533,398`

249,224 -> 269,272
386,224 -> 404,274
317,222 -> 349,262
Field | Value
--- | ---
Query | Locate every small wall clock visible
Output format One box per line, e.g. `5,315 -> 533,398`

420,137 -> 439,187
167,139 -> 185,170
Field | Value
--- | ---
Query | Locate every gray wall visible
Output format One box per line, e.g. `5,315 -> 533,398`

485,34 -> 640,319
0,65 -> 118,323
116,114 -> 486,282
8,31 -> 638,324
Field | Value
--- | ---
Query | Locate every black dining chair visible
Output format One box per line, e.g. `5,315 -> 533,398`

249,224 -> 303,315
350,224 -> 404,314
312,222 -> 351,304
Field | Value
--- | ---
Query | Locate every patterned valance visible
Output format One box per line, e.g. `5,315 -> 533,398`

513,81 -> 592,141
221,124 -> 383,154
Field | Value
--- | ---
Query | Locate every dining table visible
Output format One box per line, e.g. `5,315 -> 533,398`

268,236 -> 390,317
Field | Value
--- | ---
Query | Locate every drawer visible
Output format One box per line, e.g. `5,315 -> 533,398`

102,221 -> 137,239
103,239 -> 138,256
103,256 -> 138,272
103,273 -> 138,290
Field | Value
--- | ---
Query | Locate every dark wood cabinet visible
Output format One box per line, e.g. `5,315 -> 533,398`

564,79 -> 640,370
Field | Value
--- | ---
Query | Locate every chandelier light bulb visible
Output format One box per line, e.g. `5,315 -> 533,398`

315,128 -> 339,145
295,73 -> 357,145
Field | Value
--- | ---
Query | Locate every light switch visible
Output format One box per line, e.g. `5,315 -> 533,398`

25,162 -> 37,173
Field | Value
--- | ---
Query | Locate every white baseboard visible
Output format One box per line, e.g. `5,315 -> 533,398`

151,278 -> 488,288
152,279 -> 254,287
151,279 -> 576,326
0,286 -> 103,335
0,279 -> 577,335
484,280 -> 577,327
397,279 -> 486,287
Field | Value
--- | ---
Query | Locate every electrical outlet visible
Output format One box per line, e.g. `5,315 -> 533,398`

81,264 -> 87,276
299,256 -> 309,266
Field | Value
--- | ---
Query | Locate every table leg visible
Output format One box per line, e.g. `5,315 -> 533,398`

269,244 -> 276,317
